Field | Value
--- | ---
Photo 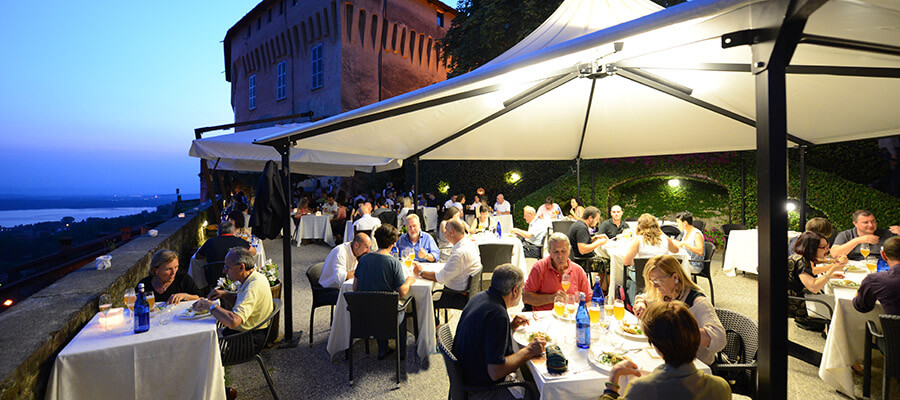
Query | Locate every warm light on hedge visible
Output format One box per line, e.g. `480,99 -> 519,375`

667,179 -> 681,187
505,171 -> 522,184
785,200 -> 798,212
437,181 -> 450,194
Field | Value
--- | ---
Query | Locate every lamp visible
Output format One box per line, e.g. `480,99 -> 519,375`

668,179 -> 681,187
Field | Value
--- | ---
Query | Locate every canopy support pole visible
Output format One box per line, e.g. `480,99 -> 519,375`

800,145 -> 807,228
740,153 -> 746,225
576,158 -> 582,199
574,77 -> 597,200
413,156 -> 420,212
276,141 -> 300,348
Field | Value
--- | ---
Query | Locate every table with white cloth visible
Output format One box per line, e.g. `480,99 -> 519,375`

188,239 -> 267,289
599,239 -> 692,289
722,229 -> 801,275
326,263 -> 441,361
514,310 -> 710,400
293,214 -> 335,246
46,301 -> 225,400
819,262 -> 883,397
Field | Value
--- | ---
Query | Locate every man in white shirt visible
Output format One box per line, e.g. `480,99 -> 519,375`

414,219 -> 482,309
494,194 -> 511,215
353,202 -> 382,232
322,193 -> 339,215
511,206 -> 548,258
319,233 -> 372,288
444,195 -> 457,210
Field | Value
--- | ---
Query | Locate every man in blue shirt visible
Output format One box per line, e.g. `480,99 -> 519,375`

397,214 -> 439,262
854,236 -> 900,315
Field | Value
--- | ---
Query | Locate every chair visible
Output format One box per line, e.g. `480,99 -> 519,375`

661,224 -> 681,238
551,220 -> 575,236
693,220 -> 706,232
786,295 -> 832,367
203,261 -> 226,292
433,268 -> 482,325
720,223 -> 746,262
477,244 -> 513,290
378,211 -> 398,227
219,298 -> 282,400
344,291 -> 413,385
691,242 -> 717,305
623,258 -> 649,307
305,262 -> 339,346
414,208 -> 427,231
711,308 -> 758,397
864,314 -> 900,399
437,324 -> 538,400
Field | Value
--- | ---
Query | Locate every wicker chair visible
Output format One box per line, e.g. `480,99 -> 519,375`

344,291 -> 413,385
218,298 -> 282,400
478,244 -> 513,290
691,242 -> 717,305
437,324 -> 538,399
864,314 -> 900,399
711,308 -> 758,397
433,268 -> 482,325
305,262 -> 339,346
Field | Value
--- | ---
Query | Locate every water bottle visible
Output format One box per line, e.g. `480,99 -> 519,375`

593,281 -> 604,308
391,245 -> 399,259
576,292 -> 591,349
134,283 -> 150,334
496,221 -> 502,238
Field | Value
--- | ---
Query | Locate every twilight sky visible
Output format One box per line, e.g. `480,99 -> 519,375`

0,1 -> 456,196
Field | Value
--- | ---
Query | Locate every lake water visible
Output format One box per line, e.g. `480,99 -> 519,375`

0,207 -> 157,227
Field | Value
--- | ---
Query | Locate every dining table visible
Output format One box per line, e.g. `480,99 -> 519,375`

188,236 -> 267,289
293,214 -> 335,246
45,300 -> 225,400
513,309 -> 710,400
722,229 -> 802,276
598,238 -> 692,289
818,261 -> 884,398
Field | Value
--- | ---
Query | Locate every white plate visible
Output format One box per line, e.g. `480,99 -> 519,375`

512,328 -> 556,347
177,309 -> 212,320
616,323 -> 647,341
829,279 -> 860,289
589,347 -> 628,373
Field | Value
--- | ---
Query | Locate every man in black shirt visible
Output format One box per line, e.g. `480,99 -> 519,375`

196,221 -> 255,289
454,264 -> 545,399
831,210 -> 899,260
568,206 -> 608,258
597,205 -> 627,240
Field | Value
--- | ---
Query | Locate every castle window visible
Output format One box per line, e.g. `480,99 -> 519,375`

248,75 -> 257,110
311,44 -> 324,89
276,61 -> 287,100
437,12 -> 444,27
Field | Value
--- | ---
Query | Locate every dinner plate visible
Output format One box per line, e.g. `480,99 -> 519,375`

616,323 -> 647,341
588,347 -> 627,373
553,311 -> 577,322
829,279 -> 860,289
177,309 -> 212,320
843,265 -> 867,273
512,328 -> 556,347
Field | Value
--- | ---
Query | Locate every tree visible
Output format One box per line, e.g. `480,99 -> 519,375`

440,0 -> 686,78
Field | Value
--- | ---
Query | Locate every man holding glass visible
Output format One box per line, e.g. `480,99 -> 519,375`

414,219 -> 481,310
831,210 -> 899,260
397,214 -> 439,262
522,233 -> 592,311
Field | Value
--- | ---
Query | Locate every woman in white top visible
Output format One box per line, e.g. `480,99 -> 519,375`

397,197 -> 414,223
673,211 -> 705,273
468,194 -> 482,212
469,204 -> 493,233
624,213 -> 679,266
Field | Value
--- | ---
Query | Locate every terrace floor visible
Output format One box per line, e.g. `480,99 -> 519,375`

226,239 -> 894,399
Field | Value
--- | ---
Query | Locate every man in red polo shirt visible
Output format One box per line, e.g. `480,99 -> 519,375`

522,232 -> 592,311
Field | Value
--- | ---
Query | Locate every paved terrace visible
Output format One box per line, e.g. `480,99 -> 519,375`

227,239 -> 894,399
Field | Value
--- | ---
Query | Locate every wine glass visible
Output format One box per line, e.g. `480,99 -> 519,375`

860,243 -> 871,258
123,288 -> 136,320
565,293 -> 577,317
99,294 -> 112,330
561,273 -> 571,292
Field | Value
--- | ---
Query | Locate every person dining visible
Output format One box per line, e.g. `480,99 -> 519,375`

137,249 -> 201,305
397,214 -> 439,263
352,202 -> 381,233
414,219 -> 482,310
194,248 -> 275,350
830,209 -> 899,261
598,205 -> 627,239
567,196 -> 585,220
672,212 -> 705,273
437,206 -> 468,260
632,255 -> 725,365
319,233 -> 371,289
469,204 -> 494,233
568,206 -> 609,258
494,193 -> 511,215
453,194 -> 466,211
468,194 -> 483,212
330,193 -> 349,242
536,196 -> 562,220
787,231 -> 846,332
788,217 -> 833,254
601,301 -> 732,400
454,264 -> 546,400
522,233 -> 592,311
195,221 -> 255,291
623,214 -> 679,267
511,206 -> 548,258
854,236 -> 900,315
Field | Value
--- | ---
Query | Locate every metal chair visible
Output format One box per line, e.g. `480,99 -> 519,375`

219,298 -> 282,400
864,314 -> 900,399
477,243 -> 513,290
344,291 -> 413,385
437,324 -> 538,400
693,220 -> 706,232
550,220 -> 575,236
691,242 -> 717,305
203,261 -> 226,292
433,268 -> 482,325
623,258 -> 650,308
305,262 -> 339,346
711,308 -> 758,397
377,211 -> 398,226
786,295 -> 832,367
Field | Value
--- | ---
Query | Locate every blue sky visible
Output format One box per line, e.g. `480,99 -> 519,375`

0,1 -> 456,196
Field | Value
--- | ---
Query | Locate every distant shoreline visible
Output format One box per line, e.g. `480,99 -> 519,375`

0,207 -> 159,228
0,193 -> 197,211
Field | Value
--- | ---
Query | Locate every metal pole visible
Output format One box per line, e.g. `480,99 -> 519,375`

800,145 -> 807,229
278,142 -> 300,347
413,156 -> 419,211
740,153 -> 746,225
576,158 -> 581,199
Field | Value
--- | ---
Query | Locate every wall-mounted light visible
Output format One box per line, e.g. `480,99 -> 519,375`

437,181 -> 450,194
785,199 -> 799,212
506,171 -> 522,185
667,179 -> 681,187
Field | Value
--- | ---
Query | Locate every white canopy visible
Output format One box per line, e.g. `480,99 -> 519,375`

189,123 -> 402,176
256,0 -> 900,160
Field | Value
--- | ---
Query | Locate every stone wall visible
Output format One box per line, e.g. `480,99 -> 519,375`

0,205 -> 212,400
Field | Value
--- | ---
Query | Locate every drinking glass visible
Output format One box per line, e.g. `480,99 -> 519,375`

99,294 -> 112,331
158,305 -> 172,326
860,243 -> 871,258
554,293 -> 566,318
588,299 -> 601,325
565,294 -> 577,317
124,288 -> 136,319
613,299 -> 625,323
866,256 -> 878,273
145,292 -> 155,310
561,273 -> 571,292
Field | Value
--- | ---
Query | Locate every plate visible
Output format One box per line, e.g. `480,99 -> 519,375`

512,328 -> 555,347
616,322 -> 647,341
177,308 -> 212,320
829,279 -> 860,288
588,347 -> 629,373
843,265 -> 867,273
554,311 -> 576,322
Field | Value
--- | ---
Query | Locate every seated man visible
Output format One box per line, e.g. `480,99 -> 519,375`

536,196 -> 562,220
322,193 -> 339,215
318,233 -> 371,289
353,224 -> 417,359
352,202 -> 382,233
372,197 -> 390,218
568,206 -> 609,258
196,221 -> 255,290
854,236 -> 900,315
831,209 -> 899,260
523,233 -> 592,311
511,206 -> 548,259
493,193 -> 511,215
194,248 -> 274,349
788,217 -> 833,254
414,219 -> 482,310
454,264 -> 546,400
598,205 -> 627,240
397,214 -> 439,263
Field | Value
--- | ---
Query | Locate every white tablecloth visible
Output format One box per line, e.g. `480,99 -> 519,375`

722,229 -> 801,276
471,234 -> 527,276
819,263 -> 883,397
188,240 -> 267,289
517,310 -> 710,400
599,239 -> 691,289
326,265 -> 440,361
46,301 -> 225,400
294,214 -> 334,246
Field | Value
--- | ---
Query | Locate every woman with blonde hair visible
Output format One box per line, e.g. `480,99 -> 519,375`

136,250 -> 201,305
632,255 -> 725,365
624,214 -> 679,267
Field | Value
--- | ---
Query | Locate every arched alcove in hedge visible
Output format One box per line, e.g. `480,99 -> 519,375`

606,173 -> 731,224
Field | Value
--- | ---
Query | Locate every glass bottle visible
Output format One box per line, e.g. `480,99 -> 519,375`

576,292 -> 591,349
133,283 -> 150,334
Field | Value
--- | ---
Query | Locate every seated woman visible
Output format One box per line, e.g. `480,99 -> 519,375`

672,211 -> 705,273
137,250 -> 201,305
633,255 -> 725,365
567,196 -> 585,220
330,193 -> 349,242
788,231 -> 846,331
227,210 -> 251,238
602,301 -> 732,400
624,214 -> 679,267
397,196 -> 414,222
437,206 -> 467,261
469,204 -> 494,233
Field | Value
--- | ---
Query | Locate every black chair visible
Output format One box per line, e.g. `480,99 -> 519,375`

414,208 -> 427,231
864,314 -> 900,399
305,262 -> 339,346
720,223 -> 746,261
693,220 -> 706,232
377,211 -> 398,226
219,299 -> 282,400
623,258 -> 650,307
712,308 -> 758,397
344,291 -> 413,385
786,295 -> 832,367
433,268 -> 482,325
624,217 -> 638,222
478,244 -> 513,290
661,224 -> 681,238
551,220 -> 575,236
203,261 -> 226,292
691,242 -> 717,305
437,324 -> 538,400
